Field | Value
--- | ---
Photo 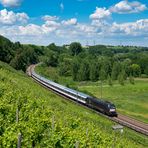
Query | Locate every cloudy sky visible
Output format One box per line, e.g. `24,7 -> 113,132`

0,0 -> 148,46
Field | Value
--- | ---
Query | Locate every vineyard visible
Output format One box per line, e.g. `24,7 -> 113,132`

0,61 -> 147,147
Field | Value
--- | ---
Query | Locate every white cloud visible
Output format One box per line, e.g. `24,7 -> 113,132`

18,24 -> 43,36
42,15 -> 59,21
1,18 -> 148,46
16,12 -> 29,23
44,20 -> 60,27
110,19 -> 148,36
90,7 -> 111,20
76,23 -> 99,34
0,0 -> 22,7
42,20 -> 60,33
0,7 -> 148,46
110,0 -> 147,14
62,18 -> 77,26
0,9 -> 29,25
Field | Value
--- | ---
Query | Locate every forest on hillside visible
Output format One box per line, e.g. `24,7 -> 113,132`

0,35 -> 148,83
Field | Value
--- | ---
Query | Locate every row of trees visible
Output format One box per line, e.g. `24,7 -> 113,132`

40,42 -> 147,84
0,35 -> 148,78
59,56 -> 140,82
0,35 -> 43,71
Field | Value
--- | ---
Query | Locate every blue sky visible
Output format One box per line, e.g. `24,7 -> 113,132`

0,0 -> 148,46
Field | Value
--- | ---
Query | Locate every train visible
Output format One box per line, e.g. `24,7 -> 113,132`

29,66 -> 117,117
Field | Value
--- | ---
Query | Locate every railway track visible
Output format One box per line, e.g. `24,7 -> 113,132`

112,115 -> 148,136
27,65 -> 148,136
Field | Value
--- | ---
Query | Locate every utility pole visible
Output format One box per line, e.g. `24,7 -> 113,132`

86,40 -> 89,48
93,40 -> 96,46
100,80 -> 103,99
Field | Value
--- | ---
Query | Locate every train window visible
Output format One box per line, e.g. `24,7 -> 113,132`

110,104 -> 115,109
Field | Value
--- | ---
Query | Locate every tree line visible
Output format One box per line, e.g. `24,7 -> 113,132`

0,35 -> 148,82
41,42 -> 148,85
0,35 -> 43,71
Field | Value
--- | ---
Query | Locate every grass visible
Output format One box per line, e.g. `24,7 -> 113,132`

35,64 -> 148,123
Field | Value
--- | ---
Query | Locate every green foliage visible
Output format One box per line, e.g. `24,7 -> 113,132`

88,45 -> 113,56
59,58 -> 72,76
0,35 -> 42,71
99,67 -> 106,81
69,42 -> 82,56
108,75 -> 113,86
136,53 -> 148,75
78,60 -> 90,81
1,35 -> 148,79
129,64 -> 141,77
118,73 -> 125,85
111,62 -> 121,80
0,35 -> 14,63
129,75 -> 135,85
89,61 -> 98,81
47,43 -> 60,53
71,59 -> 80,81
10,46 -> 38,72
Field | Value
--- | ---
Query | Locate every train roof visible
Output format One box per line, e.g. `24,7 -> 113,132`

32,71 -> 90,99
88,96 -> 114,105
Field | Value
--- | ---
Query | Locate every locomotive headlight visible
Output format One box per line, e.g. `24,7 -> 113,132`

110,109 -> 115,112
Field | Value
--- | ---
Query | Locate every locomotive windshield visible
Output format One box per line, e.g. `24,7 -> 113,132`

108,104 -> 116,109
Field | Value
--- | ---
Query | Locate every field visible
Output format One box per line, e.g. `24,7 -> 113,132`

36,65 -> 148,123
0,61 -> 148,147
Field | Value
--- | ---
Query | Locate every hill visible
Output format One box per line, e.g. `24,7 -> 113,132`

0,61 -> 147,147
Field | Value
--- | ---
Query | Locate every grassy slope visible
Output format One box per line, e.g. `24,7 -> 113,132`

35,65 -> 148,123
0,61 -> 147,147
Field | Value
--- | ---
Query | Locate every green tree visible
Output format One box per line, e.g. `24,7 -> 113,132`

0,35 -> 14,63
69,42 -> 82,56
122,58 -> 132,76
98,57 -> 112,79
129,75 -> 135,85
43,51 -> 58,67
71,59 -> 80,81
107,75 -> 113,86
10,47 -> 38,71
78,60 -> 90,81
129,64 -> 141,77
111,62 -> 121,80
47,43 -> 60,53
118,73 -> 125,86
137,54 -> 148,75
99,67 -> 106,81
89,61 -> 98,81
59,58 -> 72,76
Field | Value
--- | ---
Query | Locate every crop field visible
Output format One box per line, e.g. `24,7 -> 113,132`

36,65 -> 148,123
0,61 -> 148,147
